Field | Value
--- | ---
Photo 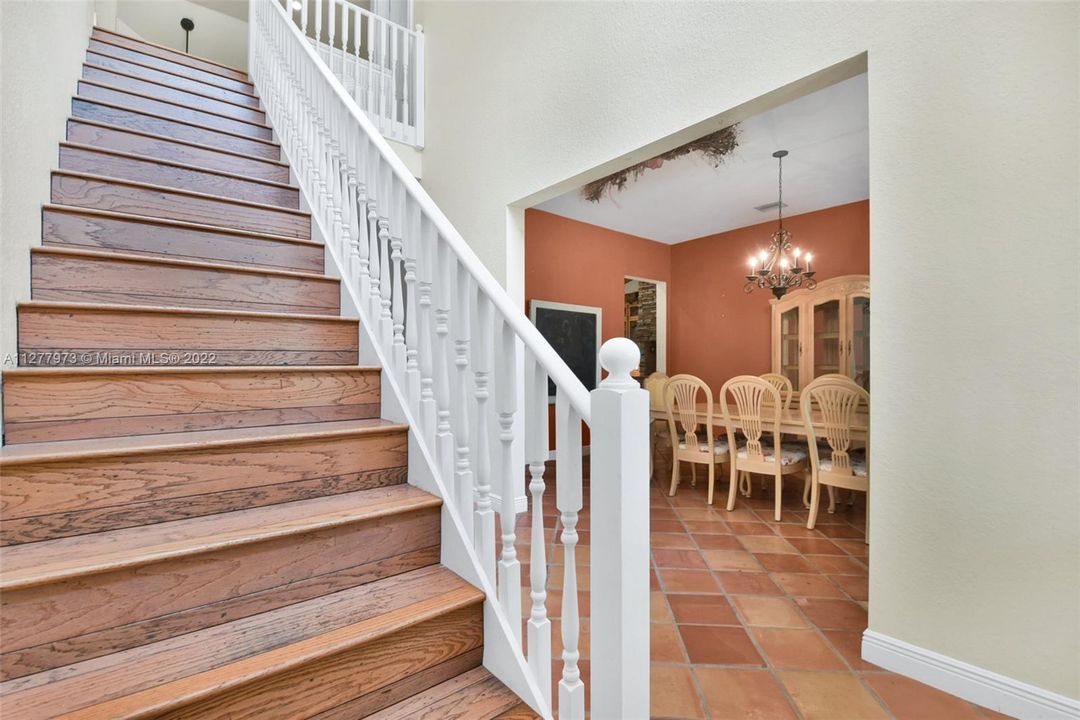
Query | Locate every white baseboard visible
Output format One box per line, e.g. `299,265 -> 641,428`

862,630 -> 1080,720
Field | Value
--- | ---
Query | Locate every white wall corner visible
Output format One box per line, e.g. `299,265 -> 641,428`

862,630 -> 1080,720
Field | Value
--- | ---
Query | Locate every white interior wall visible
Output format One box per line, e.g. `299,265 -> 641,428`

0,0 -> 97,414
413,0 -> 1080,702
99,0 -> 251,70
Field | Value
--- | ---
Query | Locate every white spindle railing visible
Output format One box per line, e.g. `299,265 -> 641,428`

286,0 -> 424,146
250,2 -> 648,716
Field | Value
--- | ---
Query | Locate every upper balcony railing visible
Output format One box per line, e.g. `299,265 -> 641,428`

286,0 -> 424,147
250,1 -> 650,715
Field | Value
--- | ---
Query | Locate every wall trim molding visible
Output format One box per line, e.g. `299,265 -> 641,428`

862,630 -> 1080,720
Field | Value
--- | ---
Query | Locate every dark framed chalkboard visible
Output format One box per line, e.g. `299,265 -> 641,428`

529,300 -> 602,400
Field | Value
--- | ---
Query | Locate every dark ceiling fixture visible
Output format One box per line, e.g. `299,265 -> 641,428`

180,17 -> 195,53
744,150 -> 817,299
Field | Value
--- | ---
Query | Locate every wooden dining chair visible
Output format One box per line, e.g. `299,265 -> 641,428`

760,373 -> 793,410
664,374 -> 730,504
721,375 -> 808,521
801,376 -> 870,541
644,372 -> 670,480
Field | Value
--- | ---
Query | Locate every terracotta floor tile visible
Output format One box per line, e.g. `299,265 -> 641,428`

550,545 -> 589,566
682,520 -> 732,534
738,535 -> 799,554
652,508 -> 680,521
778,670 -> 891,720
701,549 -> 763,571
752,627 -> 847,670
721,508 -> 761,522
651,591 -> 674,622
547,564 -> 590,591
652,569 -> 662,591
806,554 -> 868,575
727,521 -> 777,535
679,625 -> 765,666
653,519 -> 688,534
550,617 -> 591,659
786,537 -> 845,555
755,553 -> 814,573
821,630 -> 880,671
651,622 -> 688,663
653,548 -> 708,569
716,571 -> 784,596
796,598 -> 868,630
692,533 -> 744,550
659,568 -> 723,593
650,665 -> 705,719
733,595 -> 809,628
652,532 -> 696,549
864,673 -> 986,719
668,593 -> 740,625
693,667 -> 798,720
817,523 -> 866,539
771,572 -> 846,599
831,573 -> 869,601
774,524 -> 828,539
677,507 -> 727,522
832,538 -> 870,558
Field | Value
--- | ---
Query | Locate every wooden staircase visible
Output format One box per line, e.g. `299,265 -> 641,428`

0,26 -> 536,720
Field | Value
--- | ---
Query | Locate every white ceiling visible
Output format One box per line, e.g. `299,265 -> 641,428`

535,74 -> 869,244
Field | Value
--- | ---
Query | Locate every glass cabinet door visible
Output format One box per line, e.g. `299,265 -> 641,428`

779,306 -> 801,389
849,295 -> 870,390
811,299 -> 842,379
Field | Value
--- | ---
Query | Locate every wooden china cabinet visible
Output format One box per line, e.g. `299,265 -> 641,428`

770,274 -> 870,391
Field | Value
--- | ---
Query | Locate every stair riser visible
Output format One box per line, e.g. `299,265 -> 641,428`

67,121 -> 290,183
1,429 -> 405,541
82,66 -> 266,123
73,99 -> 279,160
17,305 -> 357,367
4,368 -> 378,445
51,174 -> 310,238
1,546 -> 441,682
91,29 -> 251,84
0,509 -> 441,662
88,38 -> 253,94
59,146 -> 298,208
43,208 -> 322,273
158,605 -> 484,720
77,82 -> 272,140
86,51 -> 260,108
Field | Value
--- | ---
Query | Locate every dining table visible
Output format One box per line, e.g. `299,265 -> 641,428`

649,402 -> 869,441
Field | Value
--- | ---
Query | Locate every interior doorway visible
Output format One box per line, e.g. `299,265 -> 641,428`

623,276 -> 667,379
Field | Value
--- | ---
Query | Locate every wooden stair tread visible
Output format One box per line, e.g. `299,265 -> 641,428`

31,245 -> 333,282
0,416 -> 402,465
0,483 -> 435,589
2,364 -> 378,377
85,47 -> 260,104
92,26 -> 252,81
367,667 -> 532,720
78,77 -> 269,131
59,142 -> 293,192
83,61 -> 266,116
0,565 -> 482,719
43,204 -> 319,247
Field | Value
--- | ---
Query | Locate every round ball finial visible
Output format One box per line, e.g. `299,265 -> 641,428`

599,338 -> 640,389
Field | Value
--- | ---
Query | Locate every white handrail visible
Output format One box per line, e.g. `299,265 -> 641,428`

249,2 -> 649,716
267,0 -> 588,420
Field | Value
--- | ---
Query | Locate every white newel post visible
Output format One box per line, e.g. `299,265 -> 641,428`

590,338 -> 651,719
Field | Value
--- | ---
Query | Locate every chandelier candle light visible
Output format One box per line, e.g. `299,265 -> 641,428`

745,150 -> 816,299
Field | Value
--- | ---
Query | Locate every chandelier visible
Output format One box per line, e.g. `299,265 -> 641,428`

744,150 -> 816,299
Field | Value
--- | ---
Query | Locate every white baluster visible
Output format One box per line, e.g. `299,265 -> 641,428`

390,178 -> 407,378
432,238 -> 455,485
366,14 -> 376,114
403,194 -> 421,416
377,161 -> 394,351
365,148 -> 381,323
352,8 -> 362,105
300,0 -> 308,36
417,215 -> 437,446
472,294 -> 495,582
556,388 -> 584,720
451,261 -> 474,543
413,26 -> 424,146
379,19 -> 389,133
591,339 -> 650,719
327,0 -> 336,71
526,355 -> 552,709
338,3 -> 349,82
497,319 -> 522,644
313,0 -> 322,45
389,25 -> 400,132
401,31 -> 411,140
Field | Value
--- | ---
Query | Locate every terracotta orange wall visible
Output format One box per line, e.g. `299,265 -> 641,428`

668,199 -> 869,392
525,200 -> 869,398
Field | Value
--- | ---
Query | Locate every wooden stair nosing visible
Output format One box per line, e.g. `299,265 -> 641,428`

85,48 -> 260,105
71,96 -> 279,150
0,484 -> 438,590
76,78 -> 273,141
86,37 -> 254,94
367,667 -> 529,720
58,141 -> 298,195
92,26 -> 251,81
83,62 -> 267,119
30,245 -> 334,283
42,204 -> 320,248
1,363 -> 378,379
52,169 -> 306,218
0,567 -> 482,719
0,416 -> 402,467
17,300 -> 352,323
